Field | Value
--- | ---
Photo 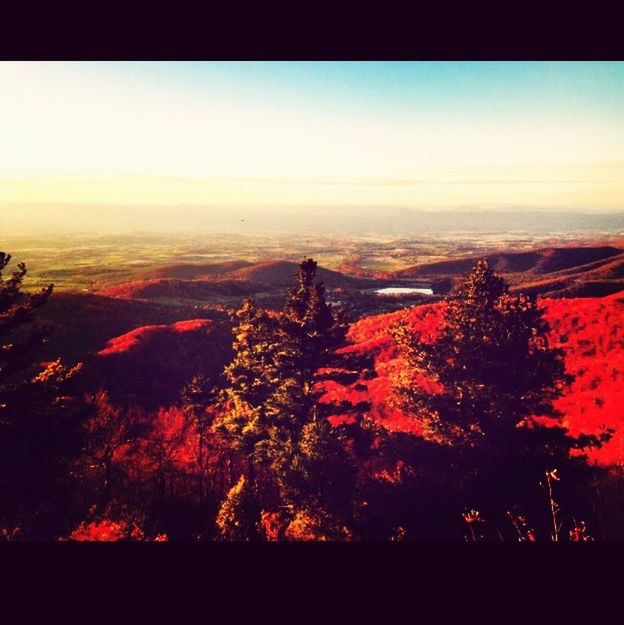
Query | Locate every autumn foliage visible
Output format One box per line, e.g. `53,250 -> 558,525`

3,249 -> 624,540
338,291 -> 624,466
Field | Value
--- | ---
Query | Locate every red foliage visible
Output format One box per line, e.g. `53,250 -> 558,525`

69,518 -> 168,541
319,304 -> 445,433
171,319 -> 212,332
97,319 -> 212,356
147,405 -> 198,469
69,518 -> 131,541
543,292 -> 624,465
110,405 -> 198,484
327,293 -> 624,466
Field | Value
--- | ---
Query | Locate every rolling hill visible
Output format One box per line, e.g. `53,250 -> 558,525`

38,292 -> 226,362
397,246 -> 624,278
147,260 -> 255,280
226,260 -> 357,287
97,260 -> 378,307
91,318 -> 233,407
396,245 -> 624,298
100,278 -> 258,301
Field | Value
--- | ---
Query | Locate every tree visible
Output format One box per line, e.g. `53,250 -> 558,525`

259,259 -> 351,508
181,374 -> 219,507
217,297 -> 281,482
215,475 -> 262,541
0,252 -> 84,538
269,258 -> 347,428
0,253 -> 52,382
390,259 -> 602,531
80,390 -> 146,508
216,259 -> 363,538
392,260 -> 571,445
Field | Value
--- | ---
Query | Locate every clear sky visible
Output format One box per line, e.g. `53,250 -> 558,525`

1,61 -> 624,216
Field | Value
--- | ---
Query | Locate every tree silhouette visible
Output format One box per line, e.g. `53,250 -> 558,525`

181,374 -> 219,507
0,252 -> 84,538
390,259 -> 604,529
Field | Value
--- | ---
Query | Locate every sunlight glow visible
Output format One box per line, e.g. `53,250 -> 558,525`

1,61 -> 623,217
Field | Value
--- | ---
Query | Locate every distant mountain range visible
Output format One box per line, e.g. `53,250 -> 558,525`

4,204 -> 624,236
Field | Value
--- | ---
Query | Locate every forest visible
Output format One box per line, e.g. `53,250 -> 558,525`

1,249 -> 623,541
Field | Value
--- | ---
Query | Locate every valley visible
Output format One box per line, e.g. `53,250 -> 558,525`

5,228 -> 624,539
11,231 -> 620,470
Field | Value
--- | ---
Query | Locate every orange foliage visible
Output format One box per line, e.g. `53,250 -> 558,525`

260,511 -> 284,541
283,511 -> 326,541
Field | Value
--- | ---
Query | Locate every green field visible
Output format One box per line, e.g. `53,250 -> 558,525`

5,230 -> 624,298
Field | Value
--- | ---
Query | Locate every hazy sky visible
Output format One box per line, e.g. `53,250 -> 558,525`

1,61 -> 624,215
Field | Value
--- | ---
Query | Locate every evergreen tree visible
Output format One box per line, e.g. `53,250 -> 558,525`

0,253 -> 52,380
259,259 -> 349,495
390,259 -> 603,530
216,259 -> 363,537
271,258 -> 347,426
0,252 -> 84,538
217,297 -> 281,476
392,260 -> 572,445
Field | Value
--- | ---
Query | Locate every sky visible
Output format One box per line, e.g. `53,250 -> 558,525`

1,61 -> 624,221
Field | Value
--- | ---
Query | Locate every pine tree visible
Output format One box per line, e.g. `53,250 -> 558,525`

217,297 -> 281,472
262,259 -> 347,459
216,259 -> 363,537
0,253 -> 52,381
0,252 -> 84,538
263,260 -> 363,525
390,259 -> 601,526
392,259 -> 571,445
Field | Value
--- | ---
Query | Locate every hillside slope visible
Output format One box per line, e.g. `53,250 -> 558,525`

227,260 -> 354,287
326,293 -> 624,466
396,245 -> 624,298
397,246 -> 624,278
38,292 -> 225,361
147,260 -> 255,280
100,278 -> 257,301
92,318 -> 233,407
